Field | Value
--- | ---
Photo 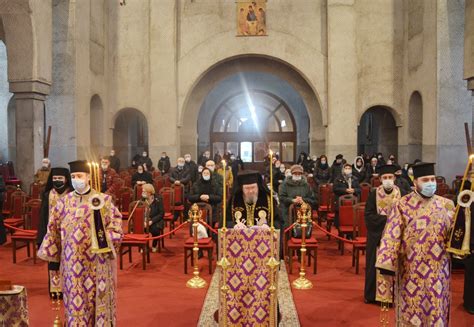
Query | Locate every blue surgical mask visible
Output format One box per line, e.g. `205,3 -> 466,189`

72,179 -> 88,193
420,181 -> 437,197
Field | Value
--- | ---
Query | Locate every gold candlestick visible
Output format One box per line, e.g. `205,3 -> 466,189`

266,149 -> 279,326
51,275 -> 62,327
186,203 -> 207,289
292,202 -> 313,290
221,160 -> 226,229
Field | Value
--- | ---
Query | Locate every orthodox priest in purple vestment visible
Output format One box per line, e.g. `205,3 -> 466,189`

376,162 -> 455,326
38,160 -> 123,326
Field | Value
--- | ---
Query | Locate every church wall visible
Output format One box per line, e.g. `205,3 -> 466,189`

45,0 -> 77,167
177,0 -> 328,159
400,0 -> 438,165
436,0 -> 474,182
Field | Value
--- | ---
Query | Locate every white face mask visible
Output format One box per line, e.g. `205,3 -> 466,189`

292,175 -> 302,181
72,179 -> 88,193
207,166 -> 215,172
185,157 -> 191,162
203,175 -> 210,181
178,163 -> 184,168
198,166 -> 203,173
143,153 -> 147,157
382,179 -> 394,191
280,167 -> 286,173
101,164 -> 108,170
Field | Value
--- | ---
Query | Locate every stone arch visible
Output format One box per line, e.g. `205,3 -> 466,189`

408,91 -> 423,162
0,39 -> 12,161
113,108 -> 148,167
90,94 -> 104,157
357,106 -> 399,157
180,56 -> 324,157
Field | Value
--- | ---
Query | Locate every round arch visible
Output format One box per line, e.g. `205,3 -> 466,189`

408,91 -> 423,161
180,56 -> 324,158
113,108 -> 148,168
357,106 -> 399,157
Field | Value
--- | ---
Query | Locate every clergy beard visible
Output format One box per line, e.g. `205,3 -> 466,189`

243,194 -> 258,205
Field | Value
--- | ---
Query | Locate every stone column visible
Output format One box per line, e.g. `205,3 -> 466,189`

326,0 -> 358,160
465,0 -> 474,93
10,80 -> 50,187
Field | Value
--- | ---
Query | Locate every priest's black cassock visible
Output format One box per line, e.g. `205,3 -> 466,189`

363,165 -> 403,303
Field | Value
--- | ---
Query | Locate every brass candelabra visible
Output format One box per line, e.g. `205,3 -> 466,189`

292,202 -> 313,290
186,203 -> 207,289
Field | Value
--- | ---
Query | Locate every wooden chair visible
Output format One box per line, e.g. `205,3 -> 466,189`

123,175 -> 132,188
5,190 -> 28,229
352,203 -> 367,274
11,199 -> 41,263
326,192 -> 336,239
153,176 -> 165,193
29,182 -> 44,200
2,186 -> 17,216
152,170 -> 162,179
119,201 -> 150,270
164,176 -> 171,187
317,183 -> 332,225
359,183 -> 371,203
285,204 -> 318,274
118,187 -> 133,219
436,183 -> 450,196
133,184 -> 144,201
370,176 -> 381,188
159,187 -> 175,238
338,195 -> 358,255
184,202 -> 214,274
172,184 -> 185,223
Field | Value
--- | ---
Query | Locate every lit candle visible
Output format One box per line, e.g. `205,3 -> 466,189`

222,160 -> 226,228
87,162 -> 93,189
269,150 -> 274,228
95,162 -> 100,193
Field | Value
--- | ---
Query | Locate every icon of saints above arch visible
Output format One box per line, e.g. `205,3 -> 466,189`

236,1 -> 267,37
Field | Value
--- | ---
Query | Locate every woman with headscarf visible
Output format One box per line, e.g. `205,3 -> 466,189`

352,156 -> 367,184
314,155 -> 331,186
131,164 -> 153,187
37,167 -> 73,298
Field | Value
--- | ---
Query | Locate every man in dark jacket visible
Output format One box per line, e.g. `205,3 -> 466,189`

333,163 -> 361,227
188,168 -> 222,225
170,157 -> 191,187
394,164 -> 412,195
138,151 -> 153,171
184,153 -> 198,183
279,165 -> 317,228
108,149 -> 121,172
330,154 -> 345,183
158,152 -> 171,174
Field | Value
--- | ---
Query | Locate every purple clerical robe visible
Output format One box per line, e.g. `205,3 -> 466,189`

38,190 -> 123,326
376,192 -> 455,326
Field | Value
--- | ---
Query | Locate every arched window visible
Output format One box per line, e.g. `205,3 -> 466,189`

211,90 -> 296,165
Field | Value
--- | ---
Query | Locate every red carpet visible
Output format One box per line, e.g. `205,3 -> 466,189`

1,226 -> 473,326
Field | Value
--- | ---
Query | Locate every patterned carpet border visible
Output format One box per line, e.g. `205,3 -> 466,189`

197,261 -> 300,326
